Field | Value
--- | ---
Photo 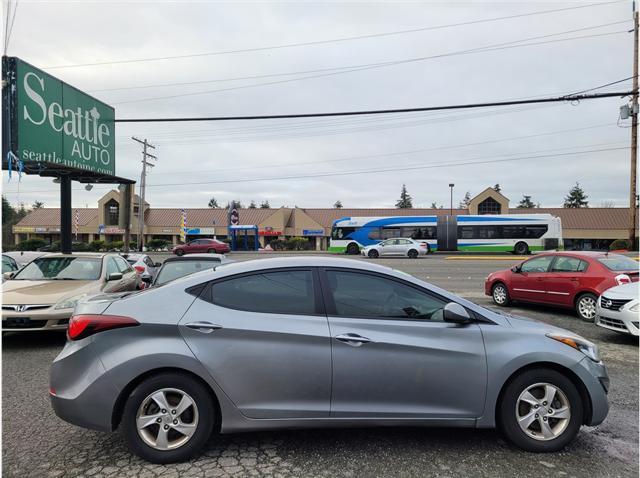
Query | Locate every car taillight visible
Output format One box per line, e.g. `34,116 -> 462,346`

67,314 -> 139,341
615,274 -> 631,285
134,265 -> 145,274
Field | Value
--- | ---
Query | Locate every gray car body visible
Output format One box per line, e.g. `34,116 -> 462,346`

50,256 -> 609,435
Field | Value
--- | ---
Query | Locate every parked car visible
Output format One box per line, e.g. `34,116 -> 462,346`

2,254 -> 19,274
362,238 -> 429,258
2,250 -> 47,269
172,239 -> 230,256
143,253 -> 231,287
595,282 -> 639,336
485,251 -> 639,321
51,257 -> 608,463
2,253 -> 139,332
123,253 -> 162,286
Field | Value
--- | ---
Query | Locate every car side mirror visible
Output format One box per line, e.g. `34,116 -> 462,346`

3,271 -> 15,280
107,272 -> 123,281
154,262 -> 162,268
442,302 -> 472,324
141,274 -> 152,284
511,265 -> 522,273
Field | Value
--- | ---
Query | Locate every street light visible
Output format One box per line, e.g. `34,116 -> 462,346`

449,183 -> 455,216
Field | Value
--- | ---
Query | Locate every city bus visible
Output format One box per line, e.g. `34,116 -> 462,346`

329,214 -> 562,255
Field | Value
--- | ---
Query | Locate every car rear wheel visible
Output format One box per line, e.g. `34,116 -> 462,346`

175,249 -> 184,256
498,368 -> 582,452
408,249 -> 418,259
576,293 -> 598,322
368,250 -> 379,259
122,372 -> 215,464
492,282 -> 511,306
514,242 -> 529,255
207,249 -> 215,254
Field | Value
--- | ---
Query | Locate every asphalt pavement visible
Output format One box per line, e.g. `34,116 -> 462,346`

2,253 -> 638,478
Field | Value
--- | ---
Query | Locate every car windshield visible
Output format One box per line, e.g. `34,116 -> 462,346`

597,255 -> 639,272
155,260 -> 220,286
13,257 -> 102,280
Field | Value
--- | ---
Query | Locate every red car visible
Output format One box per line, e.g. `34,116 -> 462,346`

172,238 -> 230,256
485,251 -> 639,321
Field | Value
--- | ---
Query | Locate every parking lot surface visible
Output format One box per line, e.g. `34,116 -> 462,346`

3,253 -> 638,477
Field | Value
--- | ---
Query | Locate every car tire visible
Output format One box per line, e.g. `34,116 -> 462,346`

207,249 -> 215,254
514,242 -> 529,255
346,243 -> 360,255
175,249 -> 185,256
121,372 -> 215,464
492,282 -> 511,306
575,293 -> 598,322
408,249 -> 418,259
498,368 -> 583,453
368,250 -> 379,259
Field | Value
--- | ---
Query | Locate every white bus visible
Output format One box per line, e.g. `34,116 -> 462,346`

329,214 -> 562,255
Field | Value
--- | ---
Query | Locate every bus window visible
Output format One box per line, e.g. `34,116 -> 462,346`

367,228 -> 382,240
524,225 -> 548,238
478,226 -> 498,239
331,227 -> 357,239
402,226 -> 437,240
381,228 -> 402,239
458,226 -> 474,239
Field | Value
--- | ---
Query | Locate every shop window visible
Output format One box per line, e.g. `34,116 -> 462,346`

477,197 -> 501,215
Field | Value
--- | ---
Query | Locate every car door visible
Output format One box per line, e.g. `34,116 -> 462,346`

510,255 -> 555,303
178,268 -> 332,419
321,268 -> 487,419
397,239 -> 412,256
544,256 -> 588,306
102,257 -> 123,292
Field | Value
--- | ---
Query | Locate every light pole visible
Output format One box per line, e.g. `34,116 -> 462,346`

449,183 -> 455,215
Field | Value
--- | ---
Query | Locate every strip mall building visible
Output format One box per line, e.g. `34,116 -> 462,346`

12,187 -> 635,251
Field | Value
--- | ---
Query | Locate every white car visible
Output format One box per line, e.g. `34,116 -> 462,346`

595,282 -> 639,336
362,238 -> 429,259
122,253 -> 162,287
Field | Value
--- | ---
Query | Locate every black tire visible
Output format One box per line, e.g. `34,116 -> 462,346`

121,372 -> 215,464
498,368 -> 583,452
346,243 -> 360,255
207,249 -> 215,254
408,249 -> 418,259
514,242 -> 529,255
492,282 -> 511,306
175,249 -> 185,256
368,250 -> 379,259
575,293 -> 598,322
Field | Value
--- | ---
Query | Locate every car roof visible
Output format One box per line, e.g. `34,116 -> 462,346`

164,253 -> 227,262
35,252 -> 111,259
534,251 -> 626,259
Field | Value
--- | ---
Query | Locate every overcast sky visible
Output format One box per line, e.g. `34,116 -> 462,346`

1,0 -> 636,210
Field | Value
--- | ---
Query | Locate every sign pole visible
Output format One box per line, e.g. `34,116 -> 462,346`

60,176 -> 72,254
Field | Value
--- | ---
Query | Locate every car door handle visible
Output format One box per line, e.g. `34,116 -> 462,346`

185,321 -> 223,333
335,333 -> 373,346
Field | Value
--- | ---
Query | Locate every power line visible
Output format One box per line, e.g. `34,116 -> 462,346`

113,26 -> 630,106
43,0 -> 626,70
566,75 -> 637,96
114,91 -> 635,123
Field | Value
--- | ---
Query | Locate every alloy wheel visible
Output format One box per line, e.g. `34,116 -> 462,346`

136,388 -> 199,451
577,295 -> 597,321
493,284 -> 507,305
516,382 -> 570,441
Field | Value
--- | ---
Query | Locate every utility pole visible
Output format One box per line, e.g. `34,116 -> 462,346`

132,137 -> 156,251
629,4 -> 639,249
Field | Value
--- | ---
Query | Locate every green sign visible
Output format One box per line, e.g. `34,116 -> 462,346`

5,58 -> 115,175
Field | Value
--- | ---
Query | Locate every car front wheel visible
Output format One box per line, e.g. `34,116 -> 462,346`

368,250 -> 379,258
408,249 -> 418,259
576,293 -> 598,322
492,282 -> 511,306
175,249 -> 184,256
121,372 -> 215,464
499,368 -> 583,452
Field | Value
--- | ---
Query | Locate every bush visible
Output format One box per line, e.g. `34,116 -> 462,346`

285,237 -> 312,251
16,238 -> 47,251
89,240 -> 106,251
269,239 -> 287,251
107,240 -> 124,251
147,238 -> 170,251
609,239 -> 631,251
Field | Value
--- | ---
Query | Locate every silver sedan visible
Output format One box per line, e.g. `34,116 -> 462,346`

50,257 -> 609,463
362,238 -> 429,258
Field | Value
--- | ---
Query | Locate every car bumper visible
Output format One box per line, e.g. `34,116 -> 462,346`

2,309 -> 72,332
50,337 -> 120,432
595,305 -> 639,337
572,357 -> 609,426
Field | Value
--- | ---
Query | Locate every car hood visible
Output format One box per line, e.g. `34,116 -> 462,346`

501,312 -> 571,335
600,281 -> 639,299
2,280 -> 100,305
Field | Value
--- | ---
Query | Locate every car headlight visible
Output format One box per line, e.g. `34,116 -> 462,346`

630,303 -> 639,312
546,332 -> 600,362
54,294 -> 88,310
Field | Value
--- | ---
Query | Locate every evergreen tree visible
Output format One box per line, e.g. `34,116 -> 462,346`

334,200 -> 343,209
207,197 -> 219,208
226,200 -> 243,209
260,200 -> 270,208
563,183 -> 589,208
459,191 -> 471,209
517,195 -> 537,208
249,200 -> 257,209
32,200 -> 45,209
493,183 -> 501,193
430,202 -> 438,208
395,184 -> 413,208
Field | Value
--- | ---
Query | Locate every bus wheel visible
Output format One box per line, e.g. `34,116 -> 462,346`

514,242 -> 529,255
346,243 -> 360,255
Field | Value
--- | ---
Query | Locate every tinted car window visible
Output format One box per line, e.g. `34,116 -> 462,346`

106,257 -> 120,276
551,257 -> 587,272
326,270 -> 445,321
520,256 -> 554,273
2,256 -> 17,273
598,255 -> 639,271
15,257 -> 102,280
114,256 -> 132,274
209,270 -> 315,315
155,259 -> 220,285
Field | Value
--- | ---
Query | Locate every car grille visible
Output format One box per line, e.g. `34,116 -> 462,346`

2,317 -> 48,329
599,297 -> 632,311
597,316 -> 628,331
2,304 -> 51,312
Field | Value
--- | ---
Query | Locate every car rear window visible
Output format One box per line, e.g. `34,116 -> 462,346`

155,260 -> 220,285
597,255 -> 639,271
